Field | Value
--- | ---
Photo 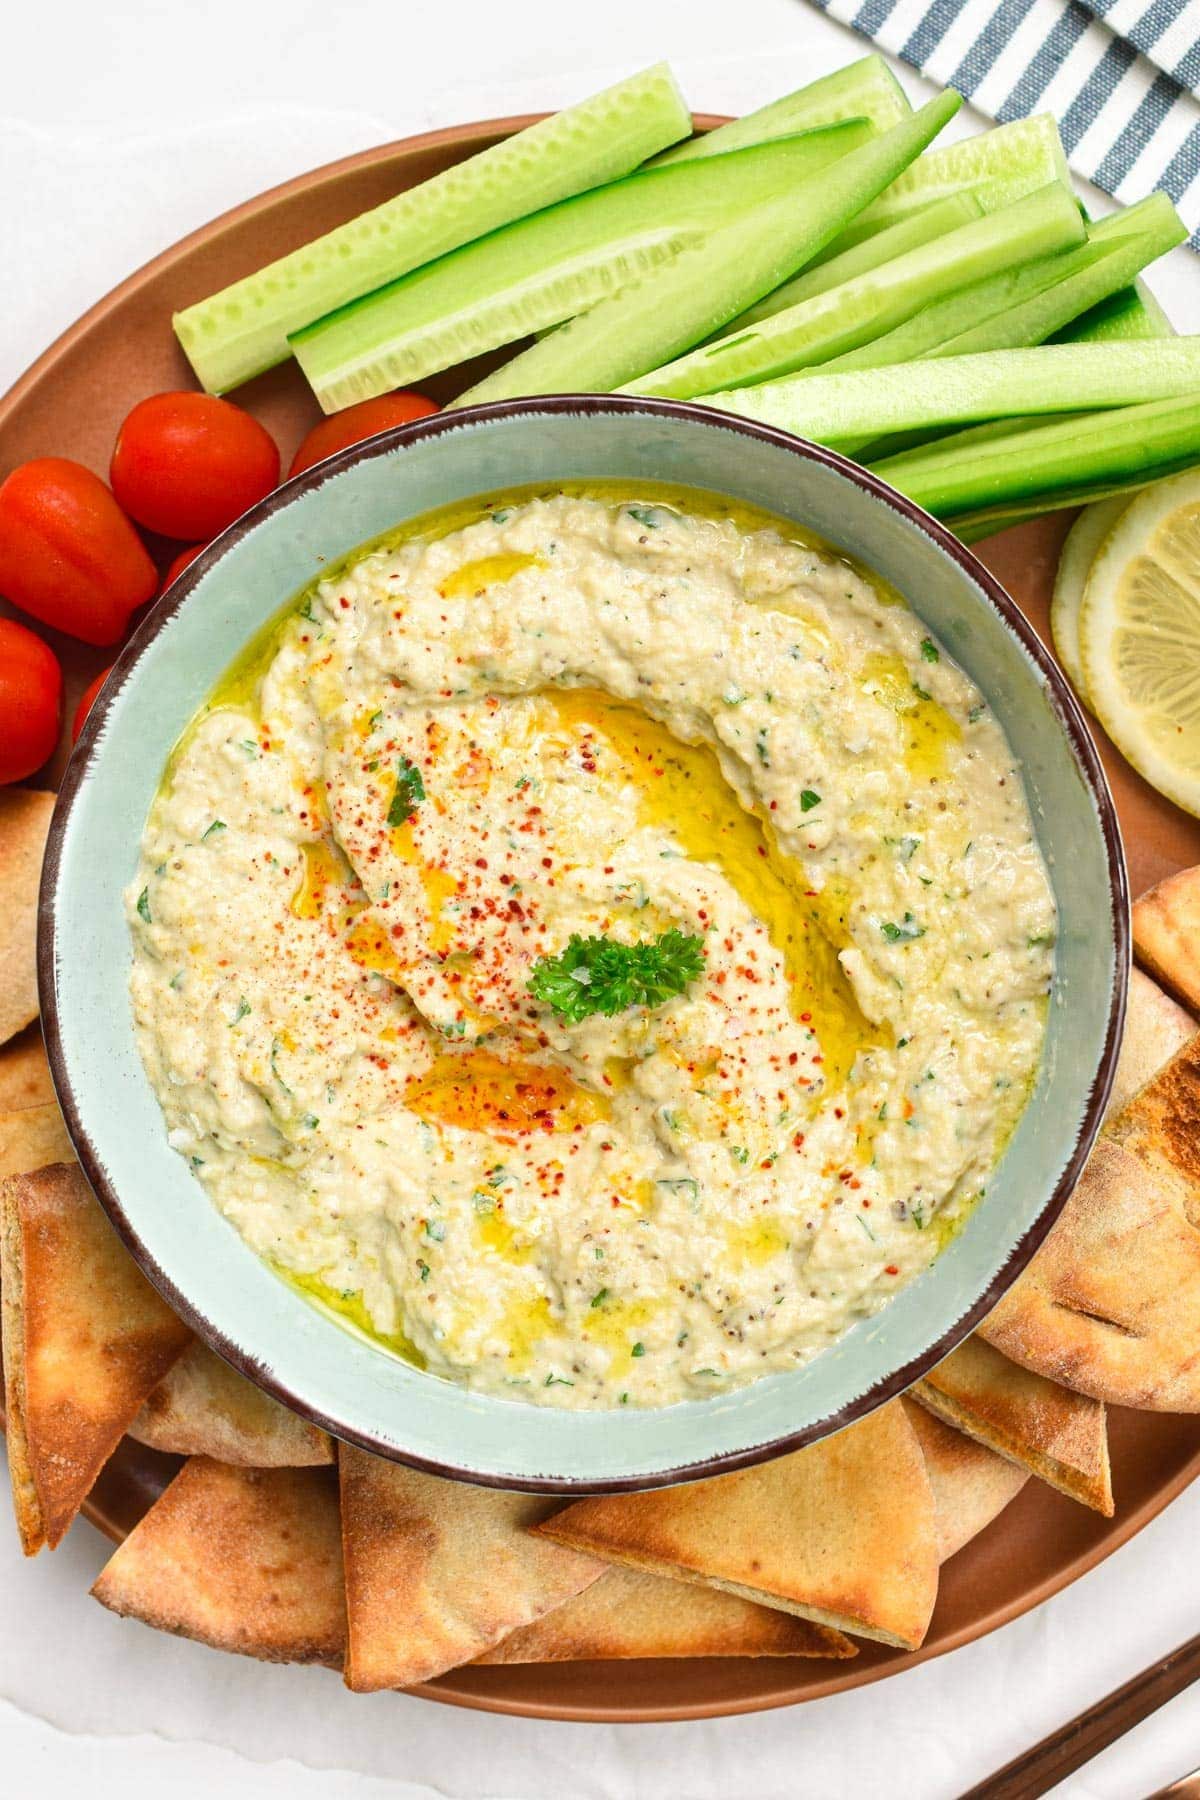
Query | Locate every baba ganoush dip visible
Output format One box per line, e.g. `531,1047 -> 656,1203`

128,486 -> 1055,1409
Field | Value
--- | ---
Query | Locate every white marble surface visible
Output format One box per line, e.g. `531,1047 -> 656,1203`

3,2 -> 1198,1794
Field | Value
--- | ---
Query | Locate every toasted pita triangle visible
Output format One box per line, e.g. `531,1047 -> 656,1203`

1,1163 -> 191,1552
902,1400 -> 1027,1562
0,1024 -> 55,1113
129,1340 -> 333,1468
980,1133 -> 1200,1410
477,1564 -> 857,1664
1110,1029 -> 1200,1196
1133,866 -> 1200,1014
92,1456 -> 345,1665
0,1102 -> 73,1181
913,1336 -> 1112,1514
536,1401 -> 939,1651
339,1447 -> 607,1689
0,790 -> 54,1047
1108,967 -> 1195,1119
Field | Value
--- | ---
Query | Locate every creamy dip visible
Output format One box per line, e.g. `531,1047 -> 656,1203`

128,487 -> 1055,1409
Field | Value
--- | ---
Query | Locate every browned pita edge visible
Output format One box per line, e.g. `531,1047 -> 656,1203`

92,1457 -> 346,1667
1133,866 -> 1200,1015
536,1401 -> 939,1652
0,1163 -> 191,1551
912,1336 -> 1112,1515
0,1102 -> 74,1182
0,1024 -> 55,1113
980,1134 -> 1200,1411
0,1170 -> 42,1553
338,1445 -> 607,1690
477,1563 -> 857,1664
1107,967 -> 1196,1121
129,1340 -> 333,1468
0,789 -> 54,1047
902,1400 -> 1028,1563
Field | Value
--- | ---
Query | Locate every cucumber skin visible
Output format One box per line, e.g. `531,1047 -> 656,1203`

628,181 -> 1086,399
453,93 -> 962,406
726,192 -> 981,334
871,391 -> 1200,515
294,124 -> 871,412
174,63 -> 692,394
705,339 -> 1200,444
824,197 -> 1177,377
823,113 -> 1071,258
649,55 -> 909,166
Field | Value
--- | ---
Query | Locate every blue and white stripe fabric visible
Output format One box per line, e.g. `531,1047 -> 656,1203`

810,0 -> 1200,250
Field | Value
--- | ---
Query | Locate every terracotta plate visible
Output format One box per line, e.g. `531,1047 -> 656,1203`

2,114 -> 1198,1722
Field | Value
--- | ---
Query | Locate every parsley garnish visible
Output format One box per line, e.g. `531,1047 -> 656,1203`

631,1341 -> 646,1358
625,504 -> 662,529
136,887 -> 151,923
229,996 -> 250,1026
920,638 -> 939,664
202,819 -> 226,841
800,789 -> 821,813
881,914 -> 925,944
527,928 -> 704,1024
387,756 -> 426,827
590,1288 -> 609,1308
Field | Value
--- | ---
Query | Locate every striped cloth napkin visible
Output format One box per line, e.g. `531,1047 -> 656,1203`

809,0 -> 1200,249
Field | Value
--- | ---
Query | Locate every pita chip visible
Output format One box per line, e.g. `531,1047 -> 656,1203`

0,1101 -> 73,1181
92,1457 -> 345,1666
0,789 -> 54,1047
536,1401 -> 939,1651
980,1133 -> 1200,1410
477,1564 -> 856,1664
1107,967 -> 1195,1119
1,1162 -> 191,1553
903,1400 -> 1027,1562
913,1336 -> 1112,1514
339,1446 -> 607,1689
0,1024 -> 55,1113
129,1340 -> 333,1468
1133,865 -> 1200,1013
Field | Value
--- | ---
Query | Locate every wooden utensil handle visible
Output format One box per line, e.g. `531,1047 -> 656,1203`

960,1632 -> 1200,1800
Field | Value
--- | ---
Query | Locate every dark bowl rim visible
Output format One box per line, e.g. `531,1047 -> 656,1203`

39,393 -> 1130,1492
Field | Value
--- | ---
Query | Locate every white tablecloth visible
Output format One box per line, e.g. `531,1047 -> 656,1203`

3,3 -> 1198,1794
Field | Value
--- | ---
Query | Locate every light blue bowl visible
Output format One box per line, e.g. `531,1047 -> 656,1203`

41,397 -> 1127,1491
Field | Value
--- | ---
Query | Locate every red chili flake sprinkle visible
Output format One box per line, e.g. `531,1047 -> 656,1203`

885,1264 -> 900,1277
833,1106 -> 844,1119
799,1011 -> 812,1023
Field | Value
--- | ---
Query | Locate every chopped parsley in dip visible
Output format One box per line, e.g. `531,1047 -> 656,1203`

128,489 -> 1054,1410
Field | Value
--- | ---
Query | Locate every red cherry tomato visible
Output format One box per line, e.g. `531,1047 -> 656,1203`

159,543 -> 208,593
288,392 -> 439,478
0,617 -> 63,782
72,666 -> 115,743
0,459 -> 157,647
111,393 -> 280,540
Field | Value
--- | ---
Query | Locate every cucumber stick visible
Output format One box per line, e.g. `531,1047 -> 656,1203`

705,339 -> 1200,443
822,113 -> 1071,257
291,122 -> 869,411
870,392 -> 1200,517
649,55 -> 909,165
822,193 -> 1183,378
1054,274 -> 1174,342
625,182 -> 1085,398
724,193 -> 982,332
452,93 -> 962,406
174,64 -> 691,394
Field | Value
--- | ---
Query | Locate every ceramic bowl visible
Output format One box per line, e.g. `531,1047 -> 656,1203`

41,396 -> 1128,1490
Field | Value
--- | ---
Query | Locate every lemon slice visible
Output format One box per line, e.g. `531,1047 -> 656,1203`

1078,469 -> 1200,818
1050,494 -> 1136,704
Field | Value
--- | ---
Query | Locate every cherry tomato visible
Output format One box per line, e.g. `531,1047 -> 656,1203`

72,666 -> 114,743
111,393 -> 280,540
159,544 -> 208,593
288,392 -> 439,478
0,618 -> 63,782
0,459 -> 157,647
